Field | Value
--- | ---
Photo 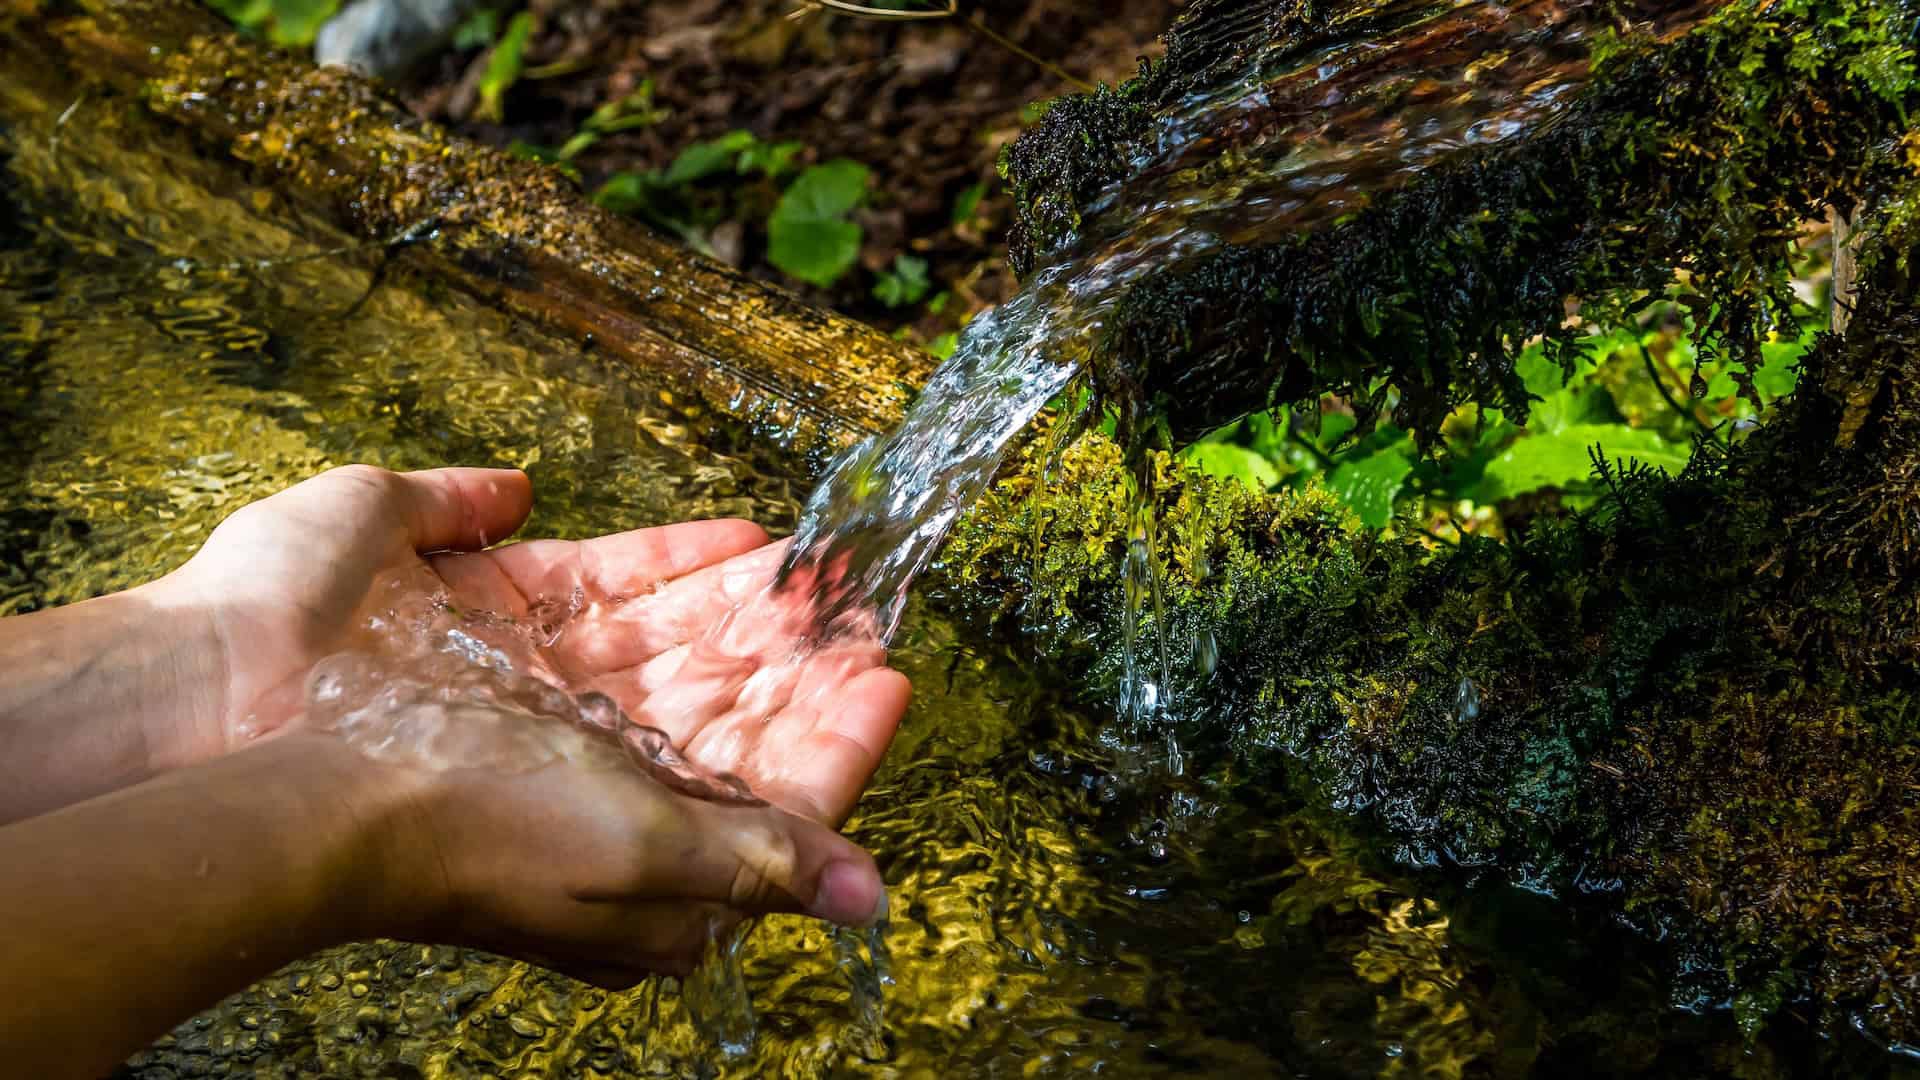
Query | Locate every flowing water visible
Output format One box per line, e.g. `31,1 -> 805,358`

775,0 -> 1722,737
5,3 -> 1918,1075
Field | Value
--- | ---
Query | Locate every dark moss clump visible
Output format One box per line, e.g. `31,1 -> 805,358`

940,211 -> 1920,1044
1007,0 -> 1920,446
999,0 -> 1358,275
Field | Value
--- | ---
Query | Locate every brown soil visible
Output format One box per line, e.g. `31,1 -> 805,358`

403,0 -> 1180,341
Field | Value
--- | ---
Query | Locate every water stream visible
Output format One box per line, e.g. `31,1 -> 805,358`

771,0 -> 1716,751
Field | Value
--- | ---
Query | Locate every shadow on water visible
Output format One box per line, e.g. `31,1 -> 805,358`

1,41 -> 1917,1080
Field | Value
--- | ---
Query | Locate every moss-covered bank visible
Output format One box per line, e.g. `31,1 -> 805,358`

943,216 -> 1920,1041
961,0 -> 1920,1046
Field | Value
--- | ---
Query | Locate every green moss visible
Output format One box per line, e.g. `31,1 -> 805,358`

940,199 -> 1920,1044
1006,0 -> 1920,446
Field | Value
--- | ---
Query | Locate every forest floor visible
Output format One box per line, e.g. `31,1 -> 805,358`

398,0 -> 1180,352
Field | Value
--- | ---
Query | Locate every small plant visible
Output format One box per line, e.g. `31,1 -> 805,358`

1180,299 -> 1814,534
872,255 -> 931,307
588,129 -> 808,255
766,160 -> 871,287
474,11 -> 534,123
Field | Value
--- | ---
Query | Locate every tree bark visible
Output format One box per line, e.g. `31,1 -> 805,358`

0,0 -> 931,455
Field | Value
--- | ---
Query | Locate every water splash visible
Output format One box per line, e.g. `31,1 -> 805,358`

304,565 -> 762,803
683,917 -> 757,1057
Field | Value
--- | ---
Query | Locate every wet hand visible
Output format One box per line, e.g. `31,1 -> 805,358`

158,463 -> 909,825
371,732 -> 890,986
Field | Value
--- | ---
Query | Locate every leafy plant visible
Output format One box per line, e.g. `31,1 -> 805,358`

767,160 -> 871,287
1180,301 -> 1815,535
587,130 -> 795,248
873,255 -> 931,307
554,80 -> 670,161
452,7 -> 499,49
951,181 -> 988,227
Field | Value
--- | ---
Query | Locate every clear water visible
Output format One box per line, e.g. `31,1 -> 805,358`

3,19 -> 1913,1080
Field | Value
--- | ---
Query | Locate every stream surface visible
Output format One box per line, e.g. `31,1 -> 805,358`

2,8 -> 1916,1077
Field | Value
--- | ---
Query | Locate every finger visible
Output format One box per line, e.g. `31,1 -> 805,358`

484,520 -> 771,606
427,549 -> 531,617
755,667 -> 912,826
388,467 -> 534,553
604,795 -> 887,927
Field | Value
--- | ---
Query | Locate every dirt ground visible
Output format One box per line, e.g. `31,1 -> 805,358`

402,1 -> 1181,341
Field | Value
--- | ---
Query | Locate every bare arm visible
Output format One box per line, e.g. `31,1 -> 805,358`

0,728 -> 885,1080
0,733 -> 424,1079
0,584 -> 221,823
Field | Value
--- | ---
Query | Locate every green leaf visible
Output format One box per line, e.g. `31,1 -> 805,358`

266,0 -> 338,45
1754,333 -> 1808,401
1183,443 -> 1283,493
662,130 -> 758,186
1327,447 -> 1414,529
768,161 -> 870,287
204,0 -> 273,30
769,220 -> 862,287
776,160 -> 870,220
739,140 -> 804,180
591,171 -> 657,214
872,255 -> 931,307
927,332 -> 960,360
951,181 -> 987,226
476,12 -> 535,123
453,7 -> 498,49
1476,424 -> 1690,502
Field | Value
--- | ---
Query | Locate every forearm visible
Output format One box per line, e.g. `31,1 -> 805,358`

0,582 -> 221,822
0,734 -> 430,1079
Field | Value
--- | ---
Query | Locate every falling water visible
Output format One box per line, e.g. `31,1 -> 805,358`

764,0 -> 1715,737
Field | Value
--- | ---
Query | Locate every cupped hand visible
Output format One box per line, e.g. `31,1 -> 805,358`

149,464 -> 911,983
159,463 -> 910,826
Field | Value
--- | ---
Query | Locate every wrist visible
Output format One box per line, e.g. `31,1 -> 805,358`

0,580 -> 228,821
128,572 -> 235,768
273,734 -> 455,944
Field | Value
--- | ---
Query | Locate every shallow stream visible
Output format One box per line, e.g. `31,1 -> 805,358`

2,50 -> 1915,1080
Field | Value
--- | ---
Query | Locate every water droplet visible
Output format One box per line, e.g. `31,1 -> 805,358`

1454,676 -> 1482,723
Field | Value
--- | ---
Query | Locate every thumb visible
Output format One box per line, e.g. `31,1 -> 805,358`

667,797 -> 889,927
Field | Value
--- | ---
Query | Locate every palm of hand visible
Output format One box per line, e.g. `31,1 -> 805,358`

173,465 -> 908,828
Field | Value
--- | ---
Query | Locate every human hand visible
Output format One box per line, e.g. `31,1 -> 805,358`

153,464 -> 909,831
363,729 -> 892,985
155,463 -> 910,977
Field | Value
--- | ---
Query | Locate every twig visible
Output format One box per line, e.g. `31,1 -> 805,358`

1637,339 -> 1722,442
789,0 -> 957,20
789,1 -> 1095,93
963,13 -> 1095,93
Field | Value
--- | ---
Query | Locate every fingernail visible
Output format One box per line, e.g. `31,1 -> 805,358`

811,860 -> 887,927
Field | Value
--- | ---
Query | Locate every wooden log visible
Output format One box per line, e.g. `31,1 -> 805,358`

0,0 -> 933,457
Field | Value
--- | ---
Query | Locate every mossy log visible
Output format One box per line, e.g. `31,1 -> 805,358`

1003,0 -> 1916,447
0,0 -> 931,457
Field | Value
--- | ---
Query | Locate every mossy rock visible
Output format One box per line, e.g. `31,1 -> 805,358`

1003,0 -> 1920,446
